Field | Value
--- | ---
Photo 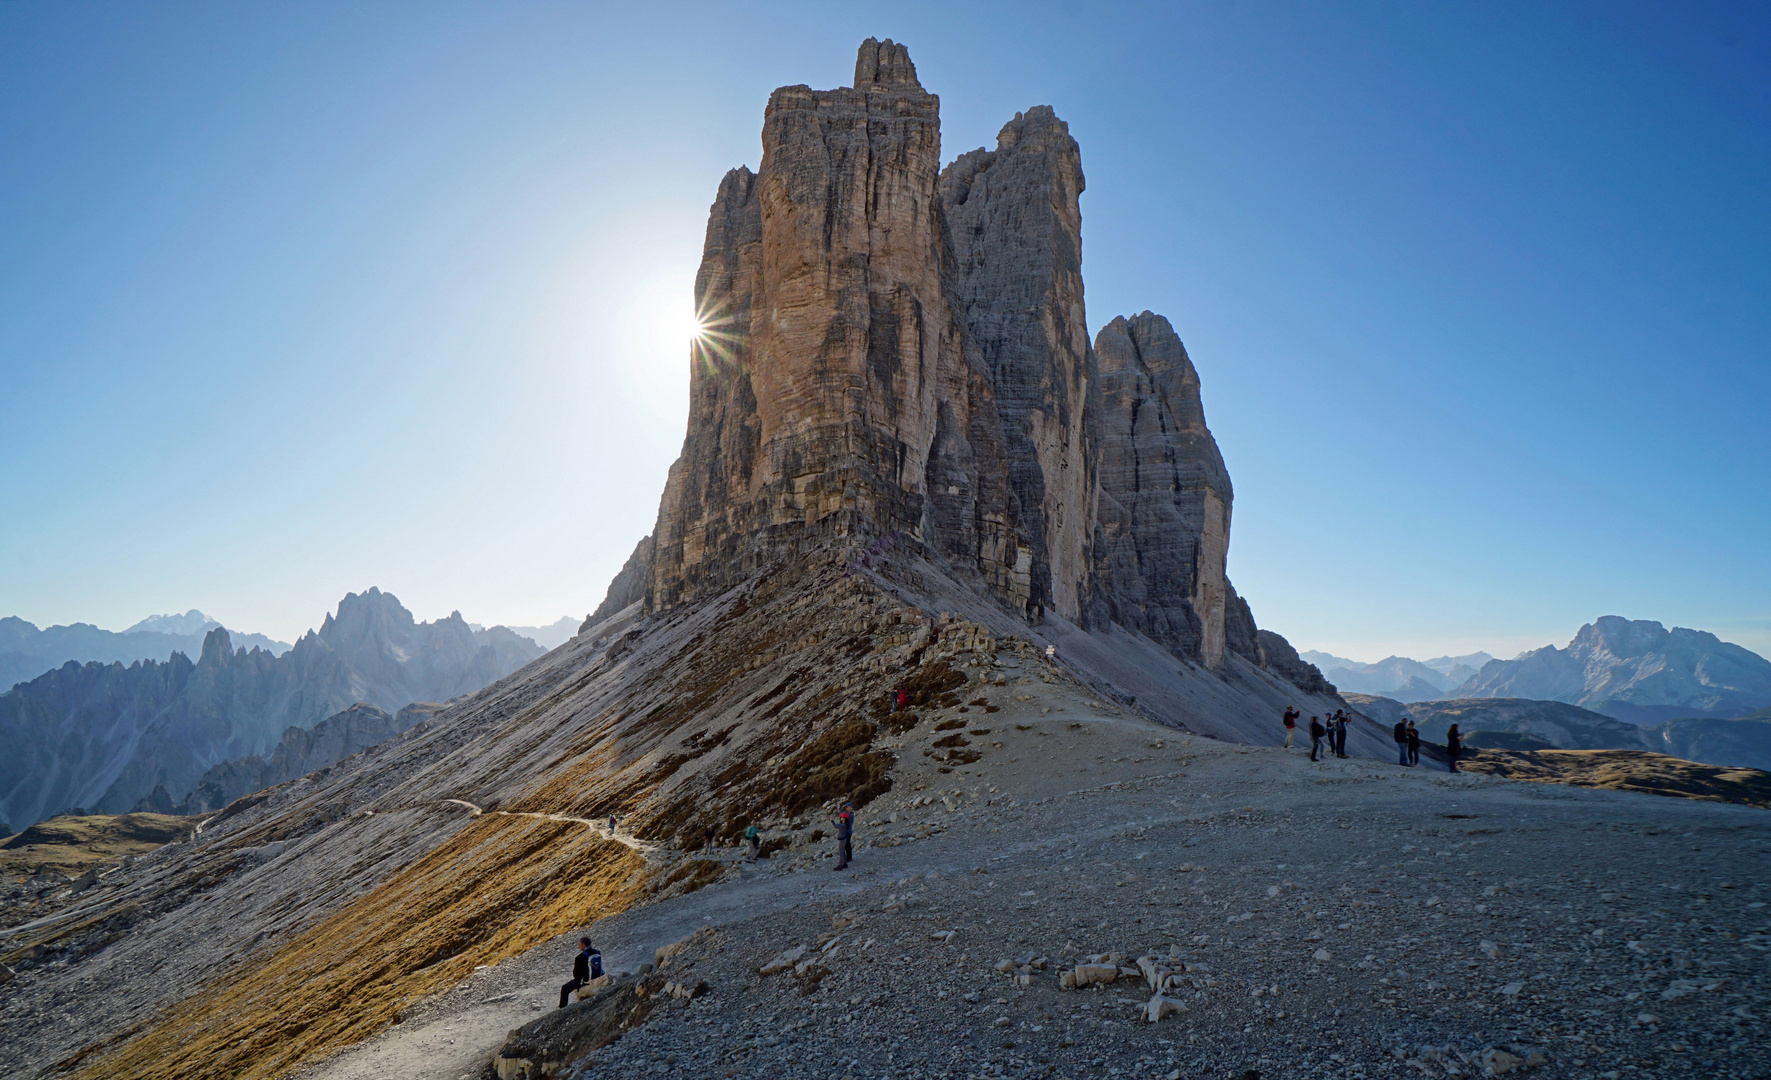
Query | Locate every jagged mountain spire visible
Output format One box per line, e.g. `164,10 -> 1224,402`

642,39 -> 1317,686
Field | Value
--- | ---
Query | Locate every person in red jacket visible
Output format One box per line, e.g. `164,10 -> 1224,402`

1282,706 -> 1299,749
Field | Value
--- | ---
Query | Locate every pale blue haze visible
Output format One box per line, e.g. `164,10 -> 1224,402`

1,1 -> 1766,660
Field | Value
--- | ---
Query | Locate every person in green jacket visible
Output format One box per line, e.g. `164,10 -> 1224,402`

745,823 -> 761,861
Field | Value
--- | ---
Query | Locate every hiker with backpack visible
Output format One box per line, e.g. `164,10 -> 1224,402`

558,937 -> 603,1008
1332,711 -> 1349,758
1283,706 -> 1299,749
1393,718 -> 1409,765
745,823 -> 761,861
1309,715 -> 1326,762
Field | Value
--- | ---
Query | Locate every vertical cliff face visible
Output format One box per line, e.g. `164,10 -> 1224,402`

642,38 -> 1323,692
1089,313 -> 1234,666
940,106 -> 1094,622
648,39 -> 1020,610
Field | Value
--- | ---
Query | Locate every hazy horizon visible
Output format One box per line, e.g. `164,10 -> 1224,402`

4,2 -> 1767,658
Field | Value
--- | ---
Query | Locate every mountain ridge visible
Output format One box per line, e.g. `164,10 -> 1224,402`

1449,616 -> 1771,723
0,589 -> 542,829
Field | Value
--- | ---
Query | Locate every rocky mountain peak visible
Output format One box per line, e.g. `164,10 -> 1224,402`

197,626 -> 234,666
1575,615 -> 1671,657
853,37 -> 921,91
318,587 -> 421,654
641,40 -> 1317,688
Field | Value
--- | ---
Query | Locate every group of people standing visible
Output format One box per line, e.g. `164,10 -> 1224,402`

1280,706 -> 1465,771
1280,706 -> 1351,761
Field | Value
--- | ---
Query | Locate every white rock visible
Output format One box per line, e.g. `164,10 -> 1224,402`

759,944 -> 809,975
1499,982 -> 1523,998
1143,995 -> 1186,1022
1313,949 -> 1333,963
1480,940 -> 1502,959
1074,963 -> 1118,987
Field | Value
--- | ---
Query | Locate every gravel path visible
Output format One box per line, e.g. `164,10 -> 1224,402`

296,705 -> 1771,1080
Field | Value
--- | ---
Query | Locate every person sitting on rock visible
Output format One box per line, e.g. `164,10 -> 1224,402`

1309,716 -> 1326,762
559,937 -> 602,1008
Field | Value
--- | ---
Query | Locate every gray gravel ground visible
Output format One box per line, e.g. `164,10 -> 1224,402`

299,703 -> 1770,1080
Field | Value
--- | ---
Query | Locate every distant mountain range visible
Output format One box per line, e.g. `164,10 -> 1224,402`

0,612 -> 290,693
134,701 -> 444,816
1299,650 -> 1494,701
1345,694 -> 1771,773
479,616 -> 579,651
1308,617 -> 1771,723
1450,617 -> 1771,724
0,588 -> 544,830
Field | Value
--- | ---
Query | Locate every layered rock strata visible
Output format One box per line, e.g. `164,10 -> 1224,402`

644,39 -> 1321,690
940,106 -> 1093,621
649,39 -> 1018,611
1087,313 -> 1233,665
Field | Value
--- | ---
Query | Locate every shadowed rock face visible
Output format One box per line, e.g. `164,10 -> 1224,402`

940,106 -> 1093,621
1088,313 -> 1233,666
586,534 -> 654,629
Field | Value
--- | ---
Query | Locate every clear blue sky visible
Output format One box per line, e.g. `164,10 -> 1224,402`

2,1 -> 1767,661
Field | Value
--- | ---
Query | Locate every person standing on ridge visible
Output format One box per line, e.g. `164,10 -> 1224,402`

1445,724 -> 1463,773
558,937 -> 602,1008
833,806 -> 853,871
1333,712 -> 1349,758
1393,718 -> 1409,765
1283,706 -> 1299,749
1309,715 -> 1326,762
1406,720 -> 1421,767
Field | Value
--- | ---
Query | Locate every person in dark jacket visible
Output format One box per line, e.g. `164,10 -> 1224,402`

1393,719 -> 1409,765
1309,716 -> 1326,762
833,806 -> 853,870
559,937 -> 601,1008
1406,720 -> 1421,766
1445,724 -> 1463,772
1333,712 -> 1349,758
